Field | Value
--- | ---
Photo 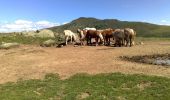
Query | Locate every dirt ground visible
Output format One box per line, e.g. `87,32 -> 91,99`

0,41 -> 170,84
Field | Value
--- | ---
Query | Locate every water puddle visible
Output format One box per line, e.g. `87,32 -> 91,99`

121,53 -> 170,66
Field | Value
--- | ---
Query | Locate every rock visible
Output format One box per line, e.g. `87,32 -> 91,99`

74,42 -> 81,46
21,29 -> 55,38
0,42 -> 20,49
132,41 -> 135,46
41,39 -> 56,47
23,31 -> 36,37
56,42 -> 66,48
56,45 -> 63,48
36,29 -> 55,38
1,41 -> 6,44
139,42 -> 144,45
153,59 -> 170,66
74,45 -> 78,47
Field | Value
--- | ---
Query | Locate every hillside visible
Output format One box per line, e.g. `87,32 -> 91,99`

48,17 -> 170,37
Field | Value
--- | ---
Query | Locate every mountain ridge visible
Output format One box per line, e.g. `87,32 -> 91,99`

48,17 -> 170,37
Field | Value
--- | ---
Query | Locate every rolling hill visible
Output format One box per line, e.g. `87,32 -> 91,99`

48,17 -> 170,37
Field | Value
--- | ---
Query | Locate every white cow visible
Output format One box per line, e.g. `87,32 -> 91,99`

124,28 -> 136,46
64,30 -> 77,45
83,27 -> 96,32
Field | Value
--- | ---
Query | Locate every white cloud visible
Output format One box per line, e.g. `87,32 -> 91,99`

36,21 -> 60,29
15,20 -> 33,24
62,22 -> 69,25
161,20 -> 167,23
0,20 -> 8,24
159,19 -> 170,25
146,19 -> 170,26
0,20 -> 60,33
36,21 -> 51,25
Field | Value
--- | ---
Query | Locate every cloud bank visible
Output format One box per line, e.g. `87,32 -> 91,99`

159,19 -> 170,25
0,20 -> 60,33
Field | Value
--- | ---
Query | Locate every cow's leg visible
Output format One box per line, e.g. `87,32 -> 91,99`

101,38 -> 104,45
65,36 -> 68,45
87,37 -> 89,45
107,37 -> 110,45
130,38 -> 132,47
124,39 -> 127,46
123,39 -> 125,46
121,39 -> 124,47
86,37 -> 89,45
108,38 -> 111,45
90,37 -> 92,45
126,38 -> 129,47
104,37 -> 106,45
81,39 -> 84,46
95,37 -> 98,46
105,37 -> 108,45
131,36 -> 135,46
118,39 -> 121,47
121,38 -> 124,46
70,35 -> 72,44
114,39 -> 118,47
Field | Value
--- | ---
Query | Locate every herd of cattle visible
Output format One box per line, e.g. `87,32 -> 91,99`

64,27 -> 136,47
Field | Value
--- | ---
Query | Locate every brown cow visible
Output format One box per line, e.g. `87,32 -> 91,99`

77,29 -> 104,46
101,28 -> 114,45
86,30 -> 104,46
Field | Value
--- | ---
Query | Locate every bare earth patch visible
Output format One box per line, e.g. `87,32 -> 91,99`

136,81 -> 152,91
0,41 -> 170,84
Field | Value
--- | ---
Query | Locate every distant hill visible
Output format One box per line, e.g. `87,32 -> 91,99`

48,17 -> 170,37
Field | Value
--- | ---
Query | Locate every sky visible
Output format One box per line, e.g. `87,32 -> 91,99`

0,0 -> 170,32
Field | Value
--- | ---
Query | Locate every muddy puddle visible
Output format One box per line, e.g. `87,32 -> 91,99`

121,53 -> 170,66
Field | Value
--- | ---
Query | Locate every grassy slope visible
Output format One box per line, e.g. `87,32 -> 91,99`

0,34 -> 64,45
48,17 -> 170,37
0,73 -> 170,100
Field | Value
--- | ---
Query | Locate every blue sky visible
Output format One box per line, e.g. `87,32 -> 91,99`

0,0 -> 170,32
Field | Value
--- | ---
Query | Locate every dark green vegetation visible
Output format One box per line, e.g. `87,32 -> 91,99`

48,17 -> 170,37
0,73 -> 170,100
0,34 -> 64,45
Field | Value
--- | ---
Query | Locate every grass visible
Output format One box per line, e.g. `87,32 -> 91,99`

136,37 -> 170,42
0,73 -> 170,100
1,33 -> 170,46
0,34 -> 64,45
